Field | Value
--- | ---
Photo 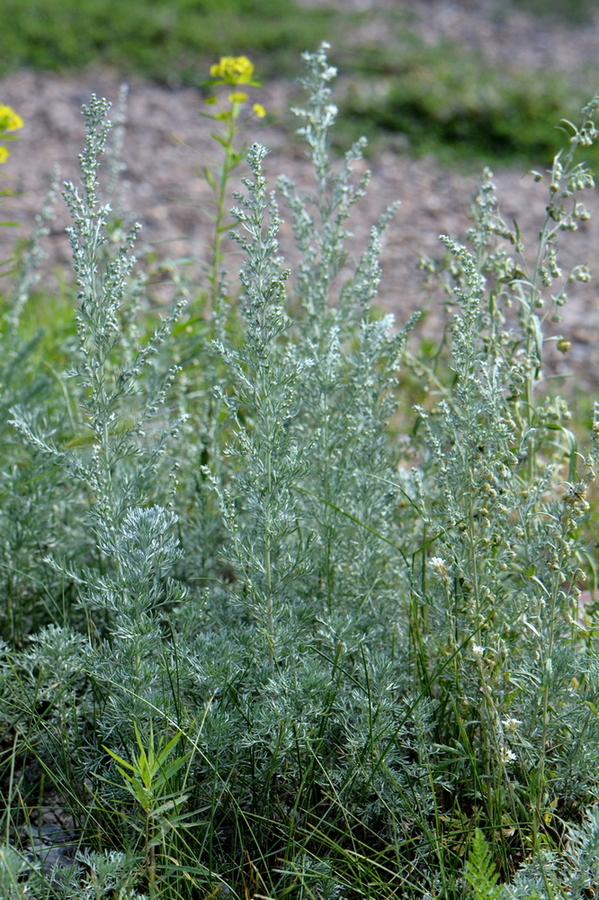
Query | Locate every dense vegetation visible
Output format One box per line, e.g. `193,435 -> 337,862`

1,42 -> 599,899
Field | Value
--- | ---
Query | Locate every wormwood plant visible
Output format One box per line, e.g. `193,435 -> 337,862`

404,90 -> 599,892
0,109 -> 73,650
2,95 -> 192,896
3,42 -> 599,900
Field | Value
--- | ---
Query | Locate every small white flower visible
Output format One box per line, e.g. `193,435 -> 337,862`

501,717 -> 522,733
428,556 -> 448,576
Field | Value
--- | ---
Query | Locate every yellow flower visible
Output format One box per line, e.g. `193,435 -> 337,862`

210,56 -> 255,86
252,103 -> 266,118
0,146 -> 8,163
228,91 -> 248,105
0,104 -> 23,133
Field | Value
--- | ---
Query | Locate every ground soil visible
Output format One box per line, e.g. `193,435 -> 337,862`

2,0 -> 599,384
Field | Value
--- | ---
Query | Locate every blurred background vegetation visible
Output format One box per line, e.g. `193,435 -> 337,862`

2,0 -> 599,166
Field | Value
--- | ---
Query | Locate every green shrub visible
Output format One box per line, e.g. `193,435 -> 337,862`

341,42 -> 597,166
1,44 -> 599,900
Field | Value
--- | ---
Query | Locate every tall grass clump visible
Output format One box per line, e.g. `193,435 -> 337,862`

2,43 -> 599,900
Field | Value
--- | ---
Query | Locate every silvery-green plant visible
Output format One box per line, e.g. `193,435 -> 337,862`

211,141 -> 311,664
276,45 -> 419,626
5,96 -> 189,851
11,96 -> 184,543
0,175 -> 74,648
171,50 -> 438,900
405,88 -> 599,890
3,43 -> 599,900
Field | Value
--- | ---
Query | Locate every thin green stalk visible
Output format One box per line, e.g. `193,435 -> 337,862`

201,55 -> 266,319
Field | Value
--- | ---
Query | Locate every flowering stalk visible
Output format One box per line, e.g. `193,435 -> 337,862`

0,104 -> 24,272
0,104 -> 23,165
201,56 -> 265,318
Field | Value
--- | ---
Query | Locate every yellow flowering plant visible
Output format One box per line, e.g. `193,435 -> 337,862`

208,55 -> 258,87
0,104 -> 23,165
200,56 -> 266,315
0,104 -> 23,270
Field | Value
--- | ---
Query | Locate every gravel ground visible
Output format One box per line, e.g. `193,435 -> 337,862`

2,0 -> 599,384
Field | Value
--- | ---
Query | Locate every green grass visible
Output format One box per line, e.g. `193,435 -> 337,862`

513,0 -> 598,22
0,0 -> 335,82
338,39 -> 599,167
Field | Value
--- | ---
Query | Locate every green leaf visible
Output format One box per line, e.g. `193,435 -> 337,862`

464,829 -> 502,900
